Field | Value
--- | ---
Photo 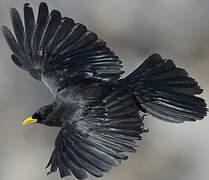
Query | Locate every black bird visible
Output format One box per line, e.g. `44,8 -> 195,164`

1,2 -> 207,179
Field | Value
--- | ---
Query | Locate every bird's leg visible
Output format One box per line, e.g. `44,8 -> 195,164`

143,128 -> 149,133
141,114 -> 147,121
140,114 -> 149,133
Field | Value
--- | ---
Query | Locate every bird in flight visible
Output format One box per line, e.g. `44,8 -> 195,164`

1,2 -> 207,179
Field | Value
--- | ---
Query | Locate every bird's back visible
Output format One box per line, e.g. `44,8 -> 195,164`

56,80 -> 136,125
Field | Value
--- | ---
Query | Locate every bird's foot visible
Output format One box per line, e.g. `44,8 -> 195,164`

140,114 -> 147,121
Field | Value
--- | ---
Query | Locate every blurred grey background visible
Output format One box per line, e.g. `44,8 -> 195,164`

0,0 -> 209,180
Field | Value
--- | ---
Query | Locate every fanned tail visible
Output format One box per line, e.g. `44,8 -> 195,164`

125,54 -> 207,123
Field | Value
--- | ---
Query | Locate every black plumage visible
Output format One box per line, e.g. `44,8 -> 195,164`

1,2 -> 207,180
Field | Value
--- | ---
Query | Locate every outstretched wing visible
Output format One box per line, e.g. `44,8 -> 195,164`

46,88 -> 146,179
1,2 -> 124,95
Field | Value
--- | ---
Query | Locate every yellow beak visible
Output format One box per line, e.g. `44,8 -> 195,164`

22,117 -> 37,125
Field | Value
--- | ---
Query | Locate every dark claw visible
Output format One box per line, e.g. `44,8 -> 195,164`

143,128 -> 149,133
141,114 -> 147,121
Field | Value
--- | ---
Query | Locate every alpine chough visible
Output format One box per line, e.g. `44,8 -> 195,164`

1,2 -> 207,179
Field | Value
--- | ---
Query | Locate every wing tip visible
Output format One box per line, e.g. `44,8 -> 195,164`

24,3 -> 32,13
1,25 -> 8,34
49,9 -> 62,19
39,2 -> 49,12
1,25 -> 16,44
24,2 -> 30,7
9,7 -> 19,18
149,53 -> 163,60
40,2 -> 48,7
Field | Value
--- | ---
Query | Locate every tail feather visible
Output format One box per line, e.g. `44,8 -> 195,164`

125,54 -> 207,123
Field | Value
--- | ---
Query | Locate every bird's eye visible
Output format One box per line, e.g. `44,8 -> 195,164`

32,113 -> 43,120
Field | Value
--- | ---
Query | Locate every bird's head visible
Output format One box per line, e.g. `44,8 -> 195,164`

22,104 -> 62,127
